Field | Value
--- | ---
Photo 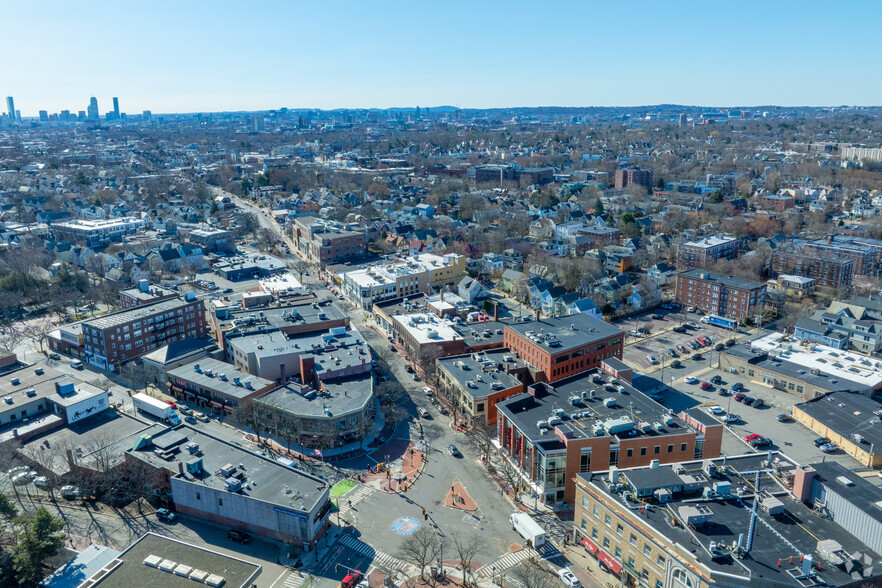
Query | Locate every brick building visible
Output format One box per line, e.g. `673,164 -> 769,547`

81,296 -> 207,371
770,248 -> 854,290
502,314 -> 623,383
614,168 -> 653,190
436,349 -> 525,426
675,270 -> 765,320
760,193 -> 796,211
675,235 -> 738,271
292,216 -> 367,266
804,234 -> 882,276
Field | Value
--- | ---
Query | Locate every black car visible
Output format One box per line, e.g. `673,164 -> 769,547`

714,343 -> 725,351
223,288 -> 234,293
776,414 -> 792,423
691,353 -> 703,361
710,375 -> 722,384
652,314 -> 664,320
731,382 -> 744,391
813,437 -> 829,447
741,396 -> 754,405
717,387 -> 728,396
725,339 -> 736,347
670,360 -> 681,368
228,530 -> 252,544
673,326 -> 687,334
751,398 -> 764,408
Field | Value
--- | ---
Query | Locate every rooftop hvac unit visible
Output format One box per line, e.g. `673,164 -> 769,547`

219,463 -> 236,477
34,368 -> 43,375
548,416 -> 562,426
186,458 -> 203,475
193,364 -> 201,372
225,477 -> 244,492
603,397 -> 616,407
570,395 -> 581,405
654,422 -> 665,431
536,420 -> 548,429
553,408 -> 566,418
593,425 -> 605,436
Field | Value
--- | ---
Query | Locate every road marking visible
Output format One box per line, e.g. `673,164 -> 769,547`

281,571 -> 310,588
337,534 -> 409,573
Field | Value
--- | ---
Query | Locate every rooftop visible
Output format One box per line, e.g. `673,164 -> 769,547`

256,372 -> 373,419
343,253 -> 461,289
119,283 -> 177,302
230,326 -> 370,369
579,452 -> 876,587
129,425 -> 329,512
795,392 -> 882,451
141,337 -> 218,366
680,234 -> 737,248
168,358 -> 274,399
83,297 -> 195,331
90,532 -> 260,588
217,299 -> 346,337
505,313 -> 623,354
392,313 -> 461,345
437,349 -> 524,399
42,544 -> 123,588
53,216 -> 144,230
678,269 -> 765,291
497,369 -> 693,445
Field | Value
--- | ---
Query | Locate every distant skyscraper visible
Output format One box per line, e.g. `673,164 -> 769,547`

679,113 -> 687,127
87,97 -> 99,120
5,96 -> 14,121
251,115 -> 265,131
142,110 -> 152,121
60,110 -> 70,122
14,110 -> 20,123
78,110 -> 86,121
113,97 -> 120,119
39,110 -> 48,122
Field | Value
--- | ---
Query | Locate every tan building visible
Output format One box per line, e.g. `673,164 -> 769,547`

292,216 -> 367,266
792,392 -> 882,468
340,253 -> 465,309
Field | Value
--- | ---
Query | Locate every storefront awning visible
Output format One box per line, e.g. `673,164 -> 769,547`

598,550 -> 622,575
209,401 -> 223,408
581,537 -> 599,554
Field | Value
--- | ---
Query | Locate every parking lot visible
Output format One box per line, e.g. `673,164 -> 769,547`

654,366 -> 863,469
621,309 -> 742,371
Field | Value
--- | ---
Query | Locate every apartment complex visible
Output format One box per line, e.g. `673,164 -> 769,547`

675,235 -> 738,271
81,296 -> 207,370
803,234 -> 882,276
119,280 -> 179,309
573,454 -> 876,588
675,269 -> 765,320
52,216 -> 145,247
614,168 -> 653,190
770,248 -> 854,289
496,367 -> 722,505
292,216 -> 367,265
340,253 -> 465,308
473,164 -> 553,185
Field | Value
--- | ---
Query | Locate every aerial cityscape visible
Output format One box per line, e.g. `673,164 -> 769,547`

3,2 -> 882,588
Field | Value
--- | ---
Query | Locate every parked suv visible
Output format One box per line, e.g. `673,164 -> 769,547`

228,529 -> 251,544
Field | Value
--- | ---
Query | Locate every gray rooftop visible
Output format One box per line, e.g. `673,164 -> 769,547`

437,349 -> 524,400
167,358 -> 274,400
795,392 -> 882,451
505,313 -> 623,354
256,372 -> 373,419
219,299 -> 347,338
94,533 -> 260,588
141,336 -> 218,365
119,283 -> 177,302
42,545 -> 122,588
83,297 -> 193,331
678,268 -> 765,291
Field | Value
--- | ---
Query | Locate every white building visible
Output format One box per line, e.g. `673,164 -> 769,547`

53,216 -> 145,247
339,253 -> 465,309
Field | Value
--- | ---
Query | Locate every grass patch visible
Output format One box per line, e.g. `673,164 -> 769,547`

330,479 -> 357,497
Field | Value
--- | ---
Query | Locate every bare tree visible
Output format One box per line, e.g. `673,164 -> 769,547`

397,525 -> 443,581
450,532 -> 483,586
229,403 -> 262,444
467,426 -> 496,463
497,455 -> 523,498
290,259 -> 315,282
120,362 -> 147,394
510,561 -> 550,588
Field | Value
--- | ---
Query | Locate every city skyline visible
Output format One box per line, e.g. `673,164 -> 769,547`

4,0 -> 882,116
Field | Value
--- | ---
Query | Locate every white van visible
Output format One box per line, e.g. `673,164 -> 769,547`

69,359 -> 84,370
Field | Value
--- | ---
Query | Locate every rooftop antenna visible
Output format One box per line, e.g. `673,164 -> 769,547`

745,471 -> 760,553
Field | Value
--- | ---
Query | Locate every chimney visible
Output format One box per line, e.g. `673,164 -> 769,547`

178,461 -> 185,476
66,448 -> 74,466
792,465 -> 815,503
440,289 -> 444,302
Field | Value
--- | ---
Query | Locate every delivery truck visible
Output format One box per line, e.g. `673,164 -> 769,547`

133,393 -> 181,425
509,512 -> 546,548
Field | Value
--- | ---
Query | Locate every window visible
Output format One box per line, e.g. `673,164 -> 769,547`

640,447 -> 647,456
591,527 -> 598,539
604,514 -> 611,526
603,537 -> 610,549
667,444 -> 673,453
593,505 -> 599,517
681,443 -> 687,452
657,554 -> 666,566
626,449 -> 633,458
614,547 -> 622,559
654,446 -> 660,455
644,545 -> 652,557
581,518 -> 588,530
616,524 -> 623,536
218,498 -> 223,506
630,534 -> 637,546
196,492 -> 201,500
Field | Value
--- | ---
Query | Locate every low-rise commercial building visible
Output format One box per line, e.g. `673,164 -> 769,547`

212,252 -> 287,281
188,227 -> 235,252
792,392 -> 882,467
676,235 -> 738,271
496,367 -> 722,505
573,453 -> 879,588
52,216 -> 145,247
719,332 -> 882,400
436,349 -> 525,425
503,314 -> 623,383
293,216 -> 367,265
126,426 -> 332,547
141,337 -> 220,385
339,253 -> 466,309
167,358 -> 275,414
675,269 -> 766,320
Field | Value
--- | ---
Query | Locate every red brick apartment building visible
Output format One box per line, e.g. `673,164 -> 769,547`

770,248 -> 854,290
614,168 -> 653,190
760,193 -> 797,211
675,235 -> 738,271
292,216 -> 367,265
81,296 -> 207,370
675,269 -> 765,319
503,314 -> 623,383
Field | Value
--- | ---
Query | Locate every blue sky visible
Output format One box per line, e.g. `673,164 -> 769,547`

4,0 -> 880,115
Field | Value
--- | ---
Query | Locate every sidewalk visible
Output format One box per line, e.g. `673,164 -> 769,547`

361,442 -> 426,494
444,482 -> 477,511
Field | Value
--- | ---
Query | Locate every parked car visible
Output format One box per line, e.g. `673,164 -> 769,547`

691,353 -> 703,361
734,393 -> 746,402
673,326 -> 687,334
676,344 -> 687,353
813,437 -> 829,447
411,373 -> 419,381
652,314 -> 664,320
184,416 -> 197,424
417,407 -> 430,418
685,376 -> 698,384
751,398 -> 764,408
196,413 -> 210,423
7,466 -> 30,478
668,348 -> 677,357
156,508 -> 177,522
820,442 -> 838,453
423,386 -> 433,396
710,375 -> 722,384
48,352 -> 61,360
557,568 -> 582,588
717,387 -> 728,396
448,444 -> 461,457
742,396 -> 755,405
708,406 -> 725,415
60,485 -> 83,500
405,365 -> 414,373
745,434 -> 761,442
731,382 -> 744,391
700,382 -> 712,391
751,436 -> 772,447
671,360 -> 681,368
34,476 -> 50,489
228,529 -> 251,544
725,339 -> 736,347
435,404 -> 447,415
341,571 -> 364,588
776,414 -> 792,423
11,471 -> 36,486
714,343 -> 725,351
389,345 -> 396,352
646,355 -> 658,365
721,414 -> 739,424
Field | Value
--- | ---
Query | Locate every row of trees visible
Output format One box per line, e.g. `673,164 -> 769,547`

0,494 -> 66,585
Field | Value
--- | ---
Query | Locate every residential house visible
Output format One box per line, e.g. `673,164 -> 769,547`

457,277 -> 489,304
646,262 -> 677,285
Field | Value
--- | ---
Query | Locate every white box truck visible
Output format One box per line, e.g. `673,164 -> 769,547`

133,393 -> 181,425
509,512 -> 545,548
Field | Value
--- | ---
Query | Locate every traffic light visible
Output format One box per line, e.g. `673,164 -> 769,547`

386,470 -> 391,478
403,484 -> 408,492
422,508 -> 427,516
527,539 -> 532,549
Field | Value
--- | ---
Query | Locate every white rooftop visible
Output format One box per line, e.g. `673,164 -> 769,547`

750,332 -> 882,389
344,254 -> 460,289
259,272 -> 304,294
776,274 -> 815,285
391,312 -> 460,345
682,234 -> 736,248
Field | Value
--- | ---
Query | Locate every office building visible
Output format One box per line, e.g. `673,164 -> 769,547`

5,96 -> 14,121
113,96 -> 120,119
760,193 -> 796,211
496,365 -> 722,505
292,216 -> 367,265
81,296 -> 207,370
770,248 -> 854,290
503,314 -> 623,383
340,253 -> 466,309
127,427 -> 332,547
614,168 -> 653,190
143,110 -> 152,121
675,269 -> 765,320
719,332 -> 882,400
676,235 -> 738,271
436,349 -> 525,425
573,453 -> 880,588
678,112 -> 687,126
38,110 -> 48,122
52,216 -> 146,247
87,96 -> 99,120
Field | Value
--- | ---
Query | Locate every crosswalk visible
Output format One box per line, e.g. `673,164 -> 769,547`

337,484 -> 374,520
281,570 -> 309,588
337,534 -> 408,574
474,542 -> 563,579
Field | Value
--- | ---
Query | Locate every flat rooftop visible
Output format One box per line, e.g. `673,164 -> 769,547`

795,392 -> 882,450
729,332 -> 882,391
256,372 -> 373,419
580,453 -> 875,587
437,349 -> 524,399
129,425 -> 328,511
678,268 -> 765,291
93,532 -> 260,588
119,284 -> 177,302
168,358 -> 274,399
259,272 -> 304,294
83,297 -> 192,331
343,253 -> 461,289
505,313 -> 623,354
497,369 -> 692,445
230,326 -> 369,367
218,299 -> 346,336
680,234 -> 737,248
392,313 -> 460,345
